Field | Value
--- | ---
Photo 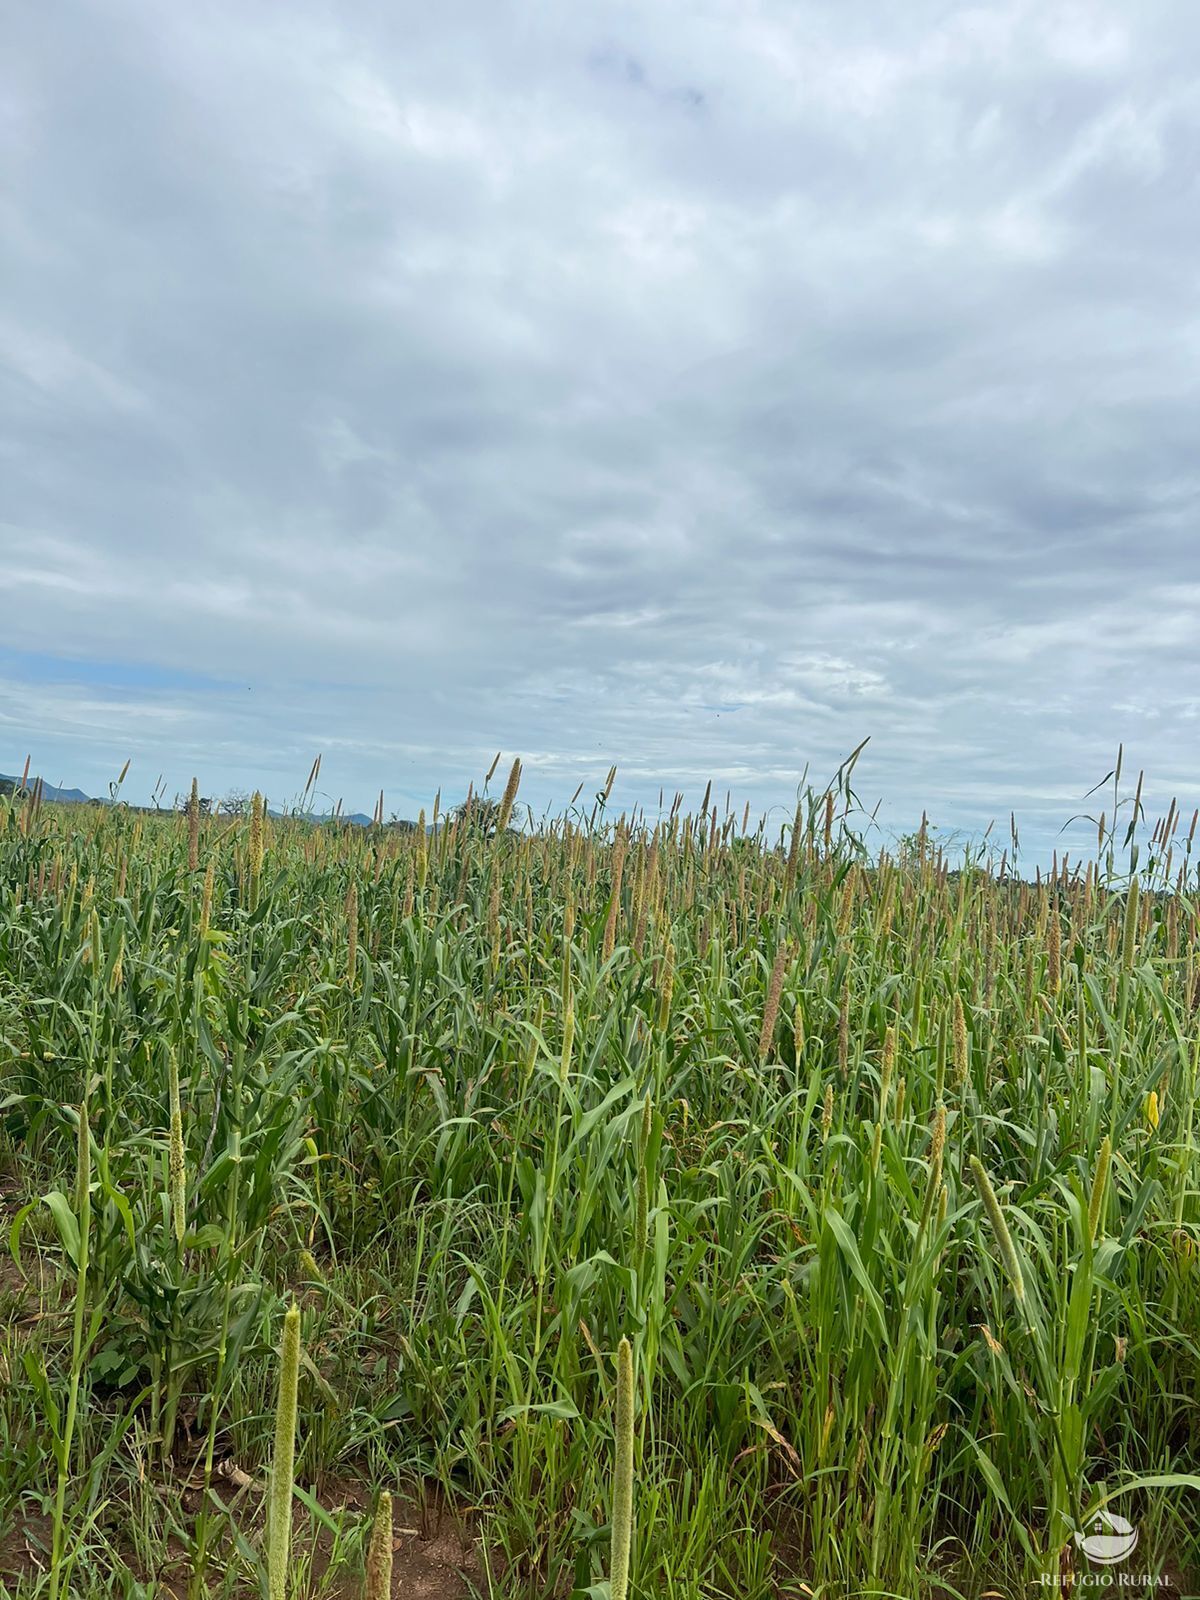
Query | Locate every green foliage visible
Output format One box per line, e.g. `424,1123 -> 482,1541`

0,779 -> 1198,1597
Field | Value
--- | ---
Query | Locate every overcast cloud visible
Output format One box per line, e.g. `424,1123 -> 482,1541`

3,1 -> 1199,858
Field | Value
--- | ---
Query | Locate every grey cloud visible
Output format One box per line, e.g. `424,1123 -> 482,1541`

3,0 -> 1200,859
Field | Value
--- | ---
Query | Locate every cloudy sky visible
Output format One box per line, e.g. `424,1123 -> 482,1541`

3,2 -> 1198,857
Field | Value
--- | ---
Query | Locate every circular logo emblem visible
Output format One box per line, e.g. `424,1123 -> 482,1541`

1074,1510 -> 1138,1566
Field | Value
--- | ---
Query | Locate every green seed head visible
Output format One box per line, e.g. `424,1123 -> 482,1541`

496,757 -> 522,835
656,941 -> 674,1032
837,983 -> 850,1077
758,941 -> 789,1063
268,1304 -> 302,1600
345,880 -> 359,987
879,1024 -> 895,1113
929,1101 -> 946,1176
952,995 -> 968,1090
1122,876 -> 1140,972
560,1003 -> 574,1085
75,1100 -> 91,1228
1047,903 -> 1061,993
610,1337 -> 635,1600
186,777 -> 200,874
1088,1135 -> 1112,1243
970,1156 -> 1024,1301
365,1490 -> 394,1600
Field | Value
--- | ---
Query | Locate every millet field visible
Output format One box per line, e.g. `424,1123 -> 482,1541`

2,755 -> 1200,1598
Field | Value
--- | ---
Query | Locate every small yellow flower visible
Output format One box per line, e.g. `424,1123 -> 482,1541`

1146,1090 -> 1160,1131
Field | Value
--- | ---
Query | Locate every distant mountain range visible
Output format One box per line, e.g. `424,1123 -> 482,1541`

0,773 -> 92,804
1,774 -> 407,829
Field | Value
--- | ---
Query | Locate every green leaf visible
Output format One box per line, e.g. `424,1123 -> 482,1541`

498,1398 -> 581,1422
968,1438 -> 1036,1561
184,1223 -> 226,1251
823,1210 -> 887,1346
42,1190 -> 81,1269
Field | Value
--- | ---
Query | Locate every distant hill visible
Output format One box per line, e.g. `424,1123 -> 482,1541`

0,773 -> 420,830
0,773 -> 92,804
